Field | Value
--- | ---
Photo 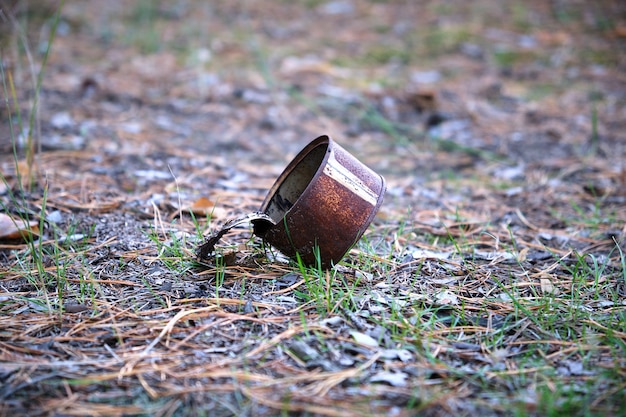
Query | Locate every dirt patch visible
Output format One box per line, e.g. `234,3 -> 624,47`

2,1 -> 626,416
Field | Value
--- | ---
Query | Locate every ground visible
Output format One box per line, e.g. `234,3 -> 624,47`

1,1 -> 626,416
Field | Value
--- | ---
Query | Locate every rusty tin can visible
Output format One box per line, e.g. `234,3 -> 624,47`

253,135 -> 385,268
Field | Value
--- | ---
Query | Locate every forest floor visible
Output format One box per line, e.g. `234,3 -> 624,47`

1,1 -> 626,416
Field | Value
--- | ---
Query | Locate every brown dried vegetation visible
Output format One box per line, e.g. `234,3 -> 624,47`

1,1 -> 625,416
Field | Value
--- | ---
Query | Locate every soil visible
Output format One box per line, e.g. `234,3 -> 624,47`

1,1 -> 625,416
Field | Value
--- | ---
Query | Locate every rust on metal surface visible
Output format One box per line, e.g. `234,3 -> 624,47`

196,212 -> 275,260
197,135 -> 385,268
253,135 -> 385,268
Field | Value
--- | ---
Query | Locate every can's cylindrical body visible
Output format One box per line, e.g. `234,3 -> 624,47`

253,135 -> 385,268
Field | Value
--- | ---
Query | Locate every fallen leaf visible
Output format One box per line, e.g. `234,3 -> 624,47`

188,197 -> 216,216
0,213 -> 39,241
0,159 -> 39,191
473,250 -> 517,263
411,249 -> 452,260
64,303 -> 90,313
435,290 -> 458,306
540,278 -> 559,295
381,349 -> 413,362
614,24 -> 626,38
488,348 -> 510,364
185,197 -> 229,219
288,340 -> 320,362
350,331 -> 379,348
370,371 -> 408,387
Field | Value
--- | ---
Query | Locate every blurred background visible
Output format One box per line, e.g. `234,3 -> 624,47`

1,0 -> 625,191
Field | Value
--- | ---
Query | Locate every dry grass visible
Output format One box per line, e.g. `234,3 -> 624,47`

2,0 -> 626,416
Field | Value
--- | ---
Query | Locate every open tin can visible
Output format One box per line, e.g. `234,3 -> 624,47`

252,135 -> 385,268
